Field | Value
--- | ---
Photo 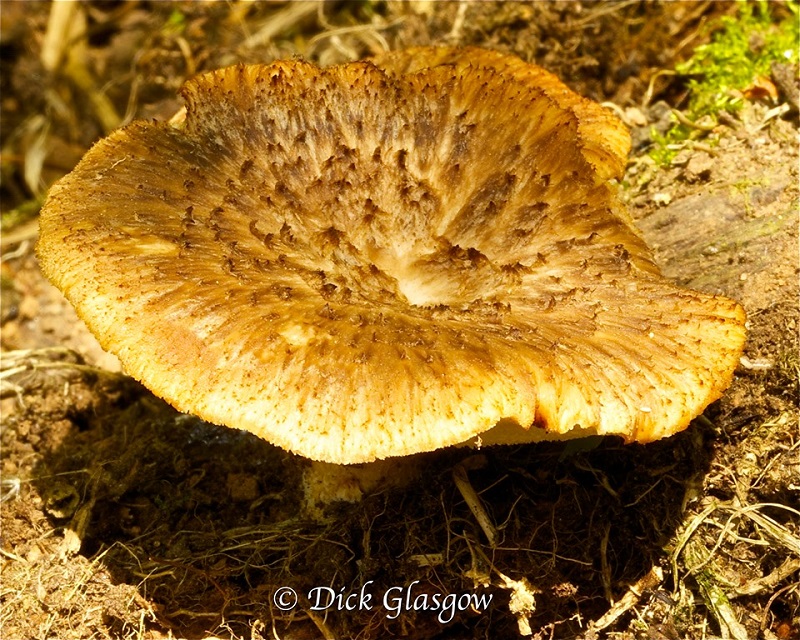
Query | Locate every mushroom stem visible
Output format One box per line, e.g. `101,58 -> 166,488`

302,458 -> 424,519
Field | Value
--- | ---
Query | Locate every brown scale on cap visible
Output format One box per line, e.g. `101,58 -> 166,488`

37,46 -> 746,464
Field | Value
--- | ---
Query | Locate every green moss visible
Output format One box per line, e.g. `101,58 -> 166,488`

678,0 -> 798,118
1,198 -> 42,232
163,9 -> 187,35
650,1 -> 799,166
648,127 -> 689,167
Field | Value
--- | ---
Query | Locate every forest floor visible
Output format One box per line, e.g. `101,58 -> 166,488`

1,2 -> 798,639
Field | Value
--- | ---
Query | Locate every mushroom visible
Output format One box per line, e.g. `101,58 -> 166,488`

37,46 -> 746,469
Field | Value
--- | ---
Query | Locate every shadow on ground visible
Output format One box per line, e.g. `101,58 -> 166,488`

8,351 -> 714,639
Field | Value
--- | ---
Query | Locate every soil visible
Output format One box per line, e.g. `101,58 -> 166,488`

1,3 -> 798,640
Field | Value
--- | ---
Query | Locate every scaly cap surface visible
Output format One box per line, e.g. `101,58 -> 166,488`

38,47 -> 746,463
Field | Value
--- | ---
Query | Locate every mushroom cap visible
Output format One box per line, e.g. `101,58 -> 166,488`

37,47 -> 746,464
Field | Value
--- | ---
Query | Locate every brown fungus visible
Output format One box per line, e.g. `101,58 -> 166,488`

37,47 -> 746,465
